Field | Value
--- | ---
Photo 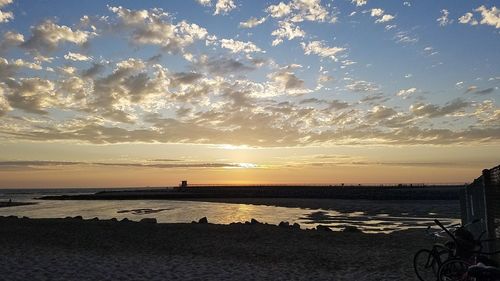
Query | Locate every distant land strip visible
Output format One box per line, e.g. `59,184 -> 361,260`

39,185 -> 462,201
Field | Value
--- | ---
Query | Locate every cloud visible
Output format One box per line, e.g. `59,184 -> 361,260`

198,57 -> 256,75
376,14 -> 395,23
220,38 -> 263,53
394,31 -> 418,44
109,6 -> 207,56
465,85 -> 477,93
265,0 -> 332,23
437,9 -> 452,26
410,99 -> 469,118
268,70 -> 305,90
170,72 -> 203,87
370,8 -> 395,23
396,87 -> 417,98
345,79 -> 378,93
239,17 -> 266,28
0,31 -> 24,52
299,98 -> 349,110
214,0 -> 236,15
4,77 -> 56,114
196,0 -> 211,6
365,106 -> 397,123
0,0 -> 13,23
266,2 -> 292,18
301,41 -> 345,61
467,87 -> 497,95
271,21 -> 305,46
459,6 -> 499,28
0,57 -> 19,78
0,9 -> 13,23
475,5 -> 500,29
0,160 -> 245,171
458,12 -> 478,25
81,63 -> 105,78
351,0 -> 367,7
370,8 -> 384,17
21,20 -> 92,53
64,52 -> 92,61
0,86 -> 10,116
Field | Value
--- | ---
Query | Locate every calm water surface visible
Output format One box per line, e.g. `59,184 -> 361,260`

0,188 -> 460,233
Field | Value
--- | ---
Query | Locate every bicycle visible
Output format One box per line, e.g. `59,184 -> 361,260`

414,219 -> 481,281
433,219 -> 500,281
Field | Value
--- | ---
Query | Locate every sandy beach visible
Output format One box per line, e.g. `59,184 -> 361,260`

0,215 -> 440,281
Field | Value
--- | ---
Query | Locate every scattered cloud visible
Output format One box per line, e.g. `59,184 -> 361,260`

109,6 -> 207,57
265,0 -> 333,23
459,5 -> 499,29
64,52 -> 92,61
396,87 -> 417,98
0,160 -> 250,171
0,0 -> 13,23
345,79 -> 379,93
371,8 -> 395,23
21,20 -> 92,53
351,0 -> 367,7
301,41 -> 345,61
459,12 -> 478,25
239,17 -> 266,28
220,38 -> 263,53
410,99 -> 469,118
437,9 -> 453,26
271,20 -> 305,46
394,31 -> 418,44
214,0 -> 236,15
196,0 -> 211,7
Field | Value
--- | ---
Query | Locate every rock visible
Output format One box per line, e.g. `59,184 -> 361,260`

278,221 -> 289,228
121,218 -> 130,223
292,223 -> 301,229
22,216 -> 30,220
316,225 -> 332,232
250,218 -> 260,225
90,217 -> 99,221
140,218 -> 157,224
110,218 -> 118,222
191,220 -> 197,224
198,217 -> 208,224
343,225 -> 361,233
73,216 -> 83,220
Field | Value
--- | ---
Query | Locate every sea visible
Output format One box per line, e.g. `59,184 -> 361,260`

0,188 -> 460,233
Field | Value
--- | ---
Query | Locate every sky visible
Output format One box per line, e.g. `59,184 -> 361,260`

0,0 -> 498,188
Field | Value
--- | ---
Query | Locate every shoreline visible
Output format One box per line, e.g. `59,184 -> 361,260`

0,216 -> 437,280
0,201 -> 37,208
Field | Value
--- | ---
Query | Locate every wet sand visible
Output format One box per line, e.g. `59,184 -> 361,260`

176,197 -> 460,218
0,216 -> 440,280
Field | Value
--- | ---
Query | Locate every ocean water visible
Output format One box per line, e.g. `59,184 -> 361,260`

0,188 -> 460,233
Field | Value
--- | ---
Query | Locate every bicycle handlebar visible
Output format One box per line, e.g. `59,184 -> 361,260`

434,219 -> 457,243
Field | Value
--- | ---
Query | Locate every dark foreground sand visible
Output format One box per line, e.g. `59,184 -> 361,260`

0,216 -> 437,281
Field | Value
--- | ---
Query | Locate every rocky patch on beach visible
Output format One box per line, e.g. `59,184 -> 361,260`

0,215 -> 433,280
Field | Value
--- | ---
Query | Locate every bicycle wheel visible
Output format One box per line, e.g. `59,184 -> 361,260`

437,259 -> 472,281
414,249 -> 440,281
